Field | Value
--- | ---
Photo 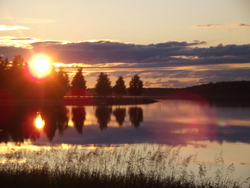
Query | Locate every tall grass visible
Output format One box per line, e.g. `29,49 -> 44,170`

0,144 -> 248,188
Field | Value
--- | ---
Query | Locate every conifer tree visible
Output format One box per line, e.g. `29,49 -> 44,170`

128,75 -> 143,96
56,67 -> 70,97
95,72 -> 112,96
113,76 -> 126,97
71,68 -> 86,89
71,68 -> 87,96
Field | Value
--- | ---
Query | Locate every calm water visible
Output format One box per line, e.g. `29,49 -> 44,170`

0,99 -> 250,180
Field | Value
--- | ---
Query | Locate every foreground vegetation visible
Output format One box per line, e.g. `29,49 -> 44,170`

0,144 -> 248,188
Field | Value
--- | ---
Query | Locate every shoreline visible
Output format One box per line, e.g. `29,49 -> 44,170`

1,95 -> 250,107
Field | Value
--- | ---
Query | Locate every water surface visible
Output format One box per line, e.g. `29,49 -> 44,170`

0,99 -> 250,181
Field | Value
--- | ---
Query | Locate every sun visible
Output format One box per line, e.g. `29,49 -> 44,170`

28,53 -> 53,79
33,57 -> 51,73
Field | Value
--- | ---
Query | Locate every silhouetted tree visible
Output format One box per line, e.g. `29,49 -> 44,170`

113,76 -> 126,97
8,55 -> 27,98
12,55 -> 24,68
95,105 -> 112,130
72,106 -> 86,134
95,72 -> 112,97
128,75 -> 143,96
71,68 -> 87,97
113,108 -> 126,126
129,107 -> 143,128
55,67 -> 70,97
0,57 -> 9,71
0,57 -> 9,88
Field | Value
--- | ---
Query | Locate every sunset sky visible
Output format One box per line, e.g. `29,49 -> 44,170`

1,0 -> 250,88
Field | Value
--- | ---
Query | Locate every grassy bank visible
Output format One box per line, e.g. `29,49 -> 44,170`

0,144 -> 248,188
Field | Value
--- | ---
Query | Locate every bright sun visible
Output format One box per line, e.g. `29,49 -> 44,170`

28,53 -> 53,79
33,57 -> 51,73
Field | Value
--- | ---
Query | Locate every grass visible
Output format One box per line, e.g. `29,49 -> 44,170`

0,144 -> 249,188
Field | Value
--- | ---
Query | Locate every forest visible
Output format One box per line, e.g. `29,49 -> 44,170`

142,81 -> 250,103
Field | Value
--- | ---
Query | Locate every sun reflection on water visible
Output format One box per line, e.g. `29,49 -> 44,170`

34,113 -> 45,129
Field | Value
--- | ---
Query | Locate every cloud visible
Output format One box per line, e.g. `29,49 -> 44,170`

0,25 -> 29,31
234,23 -> 250,27
0,36 -> 39,49
1,39 -> 250,67
28,40 -> 249,67
192,24 -> 220,28
0,36 -> 68,49
0,39 -> 250,88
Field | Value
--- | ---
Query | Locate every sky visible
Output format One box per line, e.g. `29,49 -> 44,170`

0,0 -> 250,88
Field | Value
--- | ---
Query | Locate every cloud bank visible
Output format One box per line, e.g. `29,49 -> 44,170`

0,39 -> 250,88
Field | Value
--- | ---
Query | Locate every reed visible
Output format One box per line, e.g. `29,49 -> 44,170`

0,144 -> 248,188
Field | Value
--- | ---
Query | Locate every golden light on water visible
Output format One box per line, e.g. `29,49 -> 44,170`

35,113 -> 45,129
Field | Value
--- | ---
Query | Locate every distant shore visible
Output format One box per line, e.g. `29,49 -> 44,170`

1,81 -> 250,106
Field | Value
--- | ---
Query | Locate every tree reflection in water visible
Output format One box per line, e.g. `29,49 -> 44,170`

95,106 -> 112,130
0,106 -> 41,144
0,104 -> 146,143
42,105 -> 69,141
112,107 -> 126,126
0,104 -> 69,143
72,106 -> 86,134
129,107 -> 143,128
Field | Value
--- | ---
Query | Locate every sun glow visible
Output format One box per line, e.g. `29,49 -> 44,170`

33,57 -> 50,73
35,113 -> 45,129
28,53 -> 53,79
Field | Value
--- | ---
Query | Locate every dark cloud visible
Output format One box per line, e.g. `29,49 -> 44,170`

28,40 -> 210,64
0,46 -> 30,59
31,41 -> 66,47
1,40 -> 249,67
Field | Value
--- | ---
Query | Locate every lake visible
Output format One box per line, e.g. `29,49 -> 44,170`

0,99 -> 250,183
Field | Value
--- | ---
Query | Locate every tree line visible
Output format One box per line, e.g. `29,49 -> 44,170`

71,68 -> 143,97
0,55 -> 143,99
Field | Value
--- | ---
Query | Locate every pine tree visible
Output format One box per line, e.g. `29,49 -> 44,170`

95,72 -> 112,97
12,55 -> 24,68
128,75 -> 143,96
55,67 -> 70,97
113,76 -> 126,97
71,68 -> 86,89
71,68 -> 87,97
